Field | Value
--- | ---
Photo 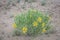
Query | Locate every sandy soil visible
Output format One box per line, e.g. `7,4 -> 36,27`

0,0 -> 60,40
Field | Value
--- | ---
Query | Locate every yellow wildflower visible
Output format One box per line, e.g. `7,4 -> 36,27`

22,27 -> 28,34
33,21 -> 38,27
12,23 -> 17,28
37,17 -> 42,22
42,23 -> 45,27
42,28 -> 46,33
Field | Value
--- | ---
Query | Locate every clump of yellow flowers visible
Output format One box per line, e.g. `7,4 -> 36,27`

37,17 -> 42,22
33,21 -> 38,27
22,27 -> 28,34
13,9 -> 51,36
42,28 -> 46,33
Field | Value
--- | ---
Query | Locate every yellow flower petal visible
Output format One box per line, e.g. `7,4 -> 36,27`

42,28 -> 46,33
22,27 -> 28,33
33,21 -> 38,27
37,17 -> 42,22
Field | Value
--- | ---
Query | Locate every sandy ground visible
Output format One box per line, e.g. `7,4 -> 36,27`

0,0 -> 60,40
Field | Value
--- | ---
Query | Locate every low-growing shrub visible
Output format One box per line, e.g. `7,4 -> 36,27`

12,9 -> 51,36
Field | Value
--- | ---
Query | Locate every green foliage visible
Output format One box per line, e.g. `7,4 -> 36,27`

13,9 -> 51,36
